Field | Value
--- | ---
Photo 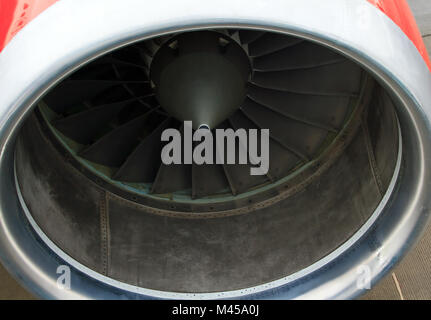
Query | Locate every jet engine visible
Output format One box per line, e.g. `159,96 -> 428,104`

0,0 -> 430,299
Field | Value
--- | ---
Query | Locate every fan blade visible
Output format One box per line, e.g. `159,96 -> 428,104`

241,98 -> 329,160
95,56 -> 149,71
151,163 -> 192,194
137,46 -> 153,68
44,80 -> 149,114
247,84 -> 350,131
79,110 -> 157,167
229,110 -> 301,180
248,33 -> 303,57
153,35 -> 172,46
253,41 -> 345,71
192,135 -> 231,198
151,123 -> 192,194
238,30 -> 265,44
52,98 -> 141,144
252,61 -> 362,96
192,162 -> 231,198
113,117 -> 173,182
215,121 -> 269,195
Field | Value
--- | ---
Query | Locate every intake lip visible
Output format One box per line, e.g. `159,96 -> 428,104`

0,0 -> 430,299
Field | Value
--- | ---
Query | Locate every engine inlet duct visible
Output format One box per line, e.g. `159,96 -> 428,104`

0,0 -> 430,299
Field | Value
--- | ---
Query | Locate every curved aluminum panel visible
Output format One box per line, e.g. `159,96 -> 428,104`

0,0 -> 430,299
368,0 -> 431,69
0,0 -> 58,52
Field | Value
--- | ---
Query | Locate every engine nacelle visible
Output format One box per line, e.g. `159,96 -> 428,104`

0,0 -> 430,299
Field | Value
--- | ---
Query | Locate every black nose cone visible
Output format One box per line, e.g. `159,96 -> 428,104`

150,31 -> 251,129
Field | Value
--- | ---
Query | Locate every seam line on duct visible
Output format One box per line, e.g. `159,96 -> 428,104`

100,190 -> 110,276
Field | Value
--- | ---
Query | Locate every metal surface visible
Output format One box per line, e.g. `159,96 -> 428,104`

0,0 -> 58,52
0,0 -> 430,299
368,0 -> 431,69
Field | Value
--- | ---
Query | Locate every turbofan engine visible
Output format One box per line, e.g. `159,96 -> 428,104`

0,0 -> 430,299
